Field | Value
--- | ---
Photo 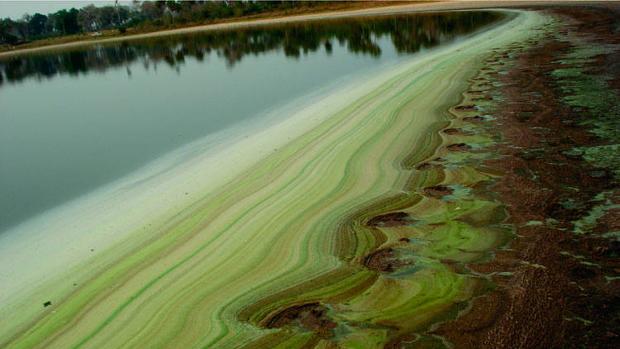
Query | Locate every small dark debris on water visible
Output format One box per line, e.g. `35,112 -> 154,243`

463,115 -> 485,122
455,104 -> 478,112
90,248 -> 94,252
447,143 -> 472,152
43,301 -> 52,307
416,162 -> 433,170
399,237 -> 410,243
442,128 -> 462,135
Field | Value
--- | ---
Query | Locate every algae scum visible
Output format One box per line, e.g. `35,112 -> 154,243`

3,6 -> 619,349
553,39 -> 620,180
551,32 -> 620,239
427,7 -> 620,348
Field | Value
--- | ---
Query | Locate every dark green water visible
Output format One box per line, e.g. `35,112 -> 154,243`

0,11 -> 502,232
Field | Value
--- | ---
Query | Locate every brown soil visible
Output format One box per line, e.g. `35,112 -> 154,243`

423,185 -> 454,199
363,248 -> 412,273
265,302 -> 337,338
415,162 -> 433,170
367,211 -> 415,227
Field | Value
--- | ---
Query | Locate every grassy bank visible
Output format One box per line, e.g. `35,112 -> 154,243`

0,1 -> 419,56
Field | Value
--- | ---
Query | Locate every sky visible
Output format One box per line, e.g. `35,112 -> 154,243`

0,1 -> 130,19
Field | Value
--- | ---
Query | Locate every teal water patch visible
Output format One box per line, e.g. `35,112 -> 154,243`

551,38 -> 620,179
443,184 -> 473,201
580,145 -> 620,178
602,231 -> 620,241
572,192 -> 620,235
524,220 -> 543,226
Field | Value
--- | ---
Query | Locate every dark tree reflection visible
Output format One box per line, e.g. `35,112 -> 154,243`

0,11 -> 503,87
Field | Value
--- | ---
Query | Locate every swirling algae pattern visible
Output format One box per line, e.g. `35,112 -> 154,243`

1,10 -> 550,349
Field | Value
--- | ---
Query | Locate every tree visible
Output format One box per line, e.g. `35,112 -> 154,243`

0,18 -> 20,45
78,5 -> 100,32
15,15 -> 30,41
166,1 -> 182,13
98,6 -> 118,28
28,13 -> 48,37
45,13 -> 57,34
141,1 -> 164,21
55,8 -> 80,35
0,1 -> 358,46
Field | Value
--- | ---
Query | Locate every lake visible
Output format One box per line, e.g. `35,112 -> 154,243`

0,11 -> 501,233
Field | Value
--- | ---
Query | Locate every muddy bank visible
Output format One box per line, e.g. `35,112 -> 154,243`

265,302 -> 337,338
435,4 -> 620,348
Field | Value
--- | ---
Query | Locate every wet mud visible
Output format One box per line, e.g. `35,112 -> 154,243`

434,4 -> 620,349
363,248 -> 413,273
446,143 -> 472,152
423,185 -> 454,199
442,128 -> 466,135
265,302 -> 337,339
462,116 -> 485,123
367,211 -> 415,227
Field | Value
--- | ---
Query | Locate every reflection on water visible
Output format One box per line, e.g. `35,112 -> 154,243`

0,11 -> 503,232
0,11 -> 502,86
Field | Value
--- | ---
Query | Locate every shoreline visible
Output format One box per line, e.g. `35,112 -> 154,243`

0,33 -> 478,344
436,5 -> 620,347
0,0 -> 601,59
1,2 -> 616,347
0,8 -> 548,348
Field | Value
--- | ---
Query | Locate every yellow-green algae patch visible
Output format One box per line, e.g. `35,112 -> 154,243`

0,10 -> 550,349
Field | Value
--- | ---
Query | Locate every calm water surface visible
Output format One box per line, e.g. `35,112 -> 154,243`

0,11 -> 502,232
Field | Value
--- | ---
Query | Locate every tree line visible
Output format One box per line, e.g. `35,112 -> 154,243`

0,1 -> 327,46
0,11 -> 503,86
